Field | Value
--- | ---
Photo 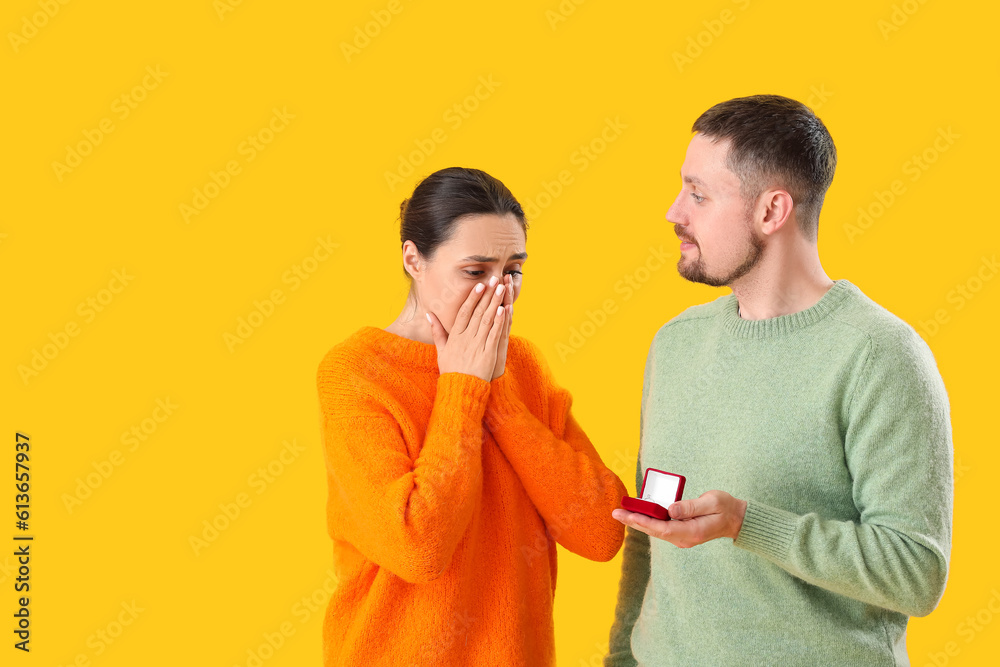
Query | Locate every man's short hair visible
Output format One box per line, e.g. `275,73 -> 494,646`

692,94 -> 836,241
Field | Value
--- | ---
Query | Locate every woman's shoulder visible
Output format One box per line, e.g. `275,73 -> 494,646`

315,326 -> 396,394
316,330 -> 554,387
508,333 -> 538,360
506,334 -> 556,385
317,327 -> 368,369
504,335 -> 572,425
315,327 -> 404,415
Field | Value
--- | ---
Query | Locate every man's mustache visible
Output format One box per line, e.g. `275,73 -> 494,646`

674,227 -> 697,245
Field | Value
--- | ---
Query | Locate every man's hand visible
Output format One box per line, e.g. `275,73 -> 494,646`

491,273 -> 514,380
611,490 -> 747,548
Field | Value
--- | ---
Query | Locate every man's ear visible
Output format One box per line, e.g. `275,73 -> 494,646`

758,188 -> 794,236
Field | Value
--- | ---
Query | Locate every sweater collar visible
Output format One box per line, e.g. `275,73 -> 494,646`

721,279 -> 856,338
354,326 -> 440,371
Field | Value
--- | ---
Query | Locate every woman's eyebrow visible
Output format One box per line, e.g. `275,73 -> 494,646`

460,252 -> 528,262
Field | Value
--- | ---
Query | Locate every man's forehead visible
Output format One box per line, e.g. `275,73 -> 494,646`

682,135 -> 738,189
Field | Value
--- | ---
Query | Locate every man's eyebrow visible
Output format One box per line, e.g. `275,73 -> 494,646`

682,174 -> 706,188
460,252 -> 528,262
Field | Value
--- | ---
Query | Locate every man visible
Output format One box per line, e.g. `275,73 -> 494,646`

605,95 -> 953,666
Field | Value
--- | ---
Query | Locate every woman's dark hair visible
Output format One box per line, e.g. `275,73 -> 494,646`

398,167 -> 528,279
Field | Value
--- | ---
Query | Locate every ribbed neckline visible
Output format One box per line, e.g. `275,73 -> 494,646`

353,325 -> 440,371
722,279 -> 856,338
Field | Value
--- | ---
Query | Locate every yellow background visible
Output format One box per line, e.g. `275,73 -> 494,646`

3,0 -> 997,665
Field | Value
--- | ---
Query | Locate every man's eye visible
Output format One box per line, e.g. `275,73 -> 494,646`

691,193 -> 705,203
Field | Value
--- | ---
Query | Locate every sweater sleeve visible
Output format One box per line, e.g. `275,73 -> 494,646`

604,339 -> 656,667
733,327 -> 953,617
483,338 -> 627,562
317,358 -> 491,584
604,457 -> 651,667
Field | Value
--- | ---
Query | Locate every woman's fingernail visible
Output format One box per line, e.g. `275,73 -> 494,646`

475,283 -> 484,293
489,275 -> 498,287
496,284 -> 504,295
425,313 -> 431,323
497,306 -> 504,316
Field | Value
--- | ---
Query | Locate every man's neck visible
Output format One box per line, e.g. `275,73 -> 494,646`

730,251 -> 834,320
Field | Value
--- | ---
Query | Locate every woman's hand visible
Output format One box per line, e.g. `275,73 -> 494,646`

491,273 -> 514,380
427,276 -> 507,382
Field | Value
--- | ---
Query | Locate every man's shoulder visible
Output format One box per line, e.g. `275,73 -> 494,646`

651,293 -> 731,343
646,281 -> 934,356
821,282 -> 948,401
832,283 -> 950,413
829,281 -> 931,356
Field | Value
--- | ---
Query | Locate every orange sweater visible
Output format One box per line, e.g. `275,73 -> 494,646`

316,326 -> 627,665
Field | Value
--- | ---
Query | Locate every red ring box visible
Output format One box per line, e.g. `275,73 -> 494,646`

620,468 -> 685,521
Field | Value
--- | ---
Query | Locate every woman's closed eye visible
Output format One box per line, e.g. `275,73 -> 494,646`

464,269 -> 523,277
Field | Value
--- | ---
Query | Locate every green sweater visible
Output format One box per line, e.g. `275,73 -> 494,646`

605,279 -> 953,666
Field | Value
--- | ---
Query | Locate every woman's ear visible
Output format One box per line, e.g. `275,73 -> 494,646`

401,240 -> 423,280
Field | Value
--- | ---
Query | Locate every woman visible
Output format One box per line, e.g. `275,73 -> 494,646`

316,166 -> 627,665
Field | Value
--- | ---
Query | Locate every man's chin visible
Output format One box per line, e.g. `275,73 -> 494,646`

676,257 -> 700,280
677,259 -> 726,287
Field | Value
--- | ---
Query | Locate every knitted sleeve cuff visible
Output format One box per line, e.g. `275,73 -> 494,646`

436,372 -> 492,423
483,370 -> 525,430
732,498 -> 798,562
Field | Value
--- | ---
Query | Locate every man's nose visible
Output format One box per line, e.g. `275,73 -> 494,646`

666,194 -> 684,224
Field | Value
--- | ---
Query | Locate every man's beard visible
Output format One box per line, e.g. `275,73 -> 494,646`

676,214 -> 765,287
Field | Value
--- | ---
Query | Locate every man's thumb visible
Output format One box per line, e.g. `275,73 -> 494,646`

668,500 -> 691,520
